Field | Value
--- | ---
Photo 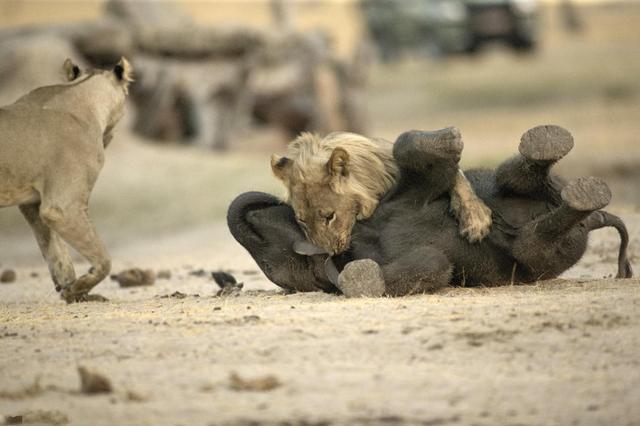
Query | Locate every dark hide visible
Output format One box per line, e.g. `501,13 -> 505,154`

228,126 -> 633,296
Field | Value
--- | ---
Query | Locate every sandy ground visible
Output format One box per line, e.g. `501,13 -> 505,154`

0,211 -> 638,426
2,2 -> 640,425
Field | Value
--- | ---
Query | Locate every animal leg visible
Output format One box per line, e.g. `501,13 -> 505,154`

382,246 -> 453,296
337,259 -> 386,297
393,127 -> 463,199
394,127 -> 462,169
511,177 -> 611,279
496,125 -> 574,202
39,199 -> 111,303
394,128 -> 491,242
19,203 -> 76,292
450,171 -> 492,243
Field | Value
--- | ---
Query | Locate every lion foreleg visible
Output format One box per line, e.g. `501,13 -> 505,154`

450,170 -> 492,243
19,203 -> 76,292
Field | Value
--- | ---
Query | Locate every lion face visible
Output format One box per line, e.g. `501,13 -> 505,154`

288,178 -> 359,255
271,132 -> 398,255
272,147 -> 361,255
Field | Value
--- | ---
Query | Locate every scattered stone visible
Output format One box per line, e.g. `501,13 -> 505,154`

78,366 -> 113,395
1,269 -> 17,283
229,372 -> 281,392
111,268 -> 155,288
224,315 -> 261,326
4,410 -> 69,425
125,389 -> 147,402
212,271 -> 243,296
4,415 -> 21,425
160,291 -> 187,299
189,269 -> 208,277
156,270 -> 172,280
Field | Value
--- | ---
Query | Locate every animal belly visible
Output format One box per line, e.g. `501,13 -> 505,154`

0,186 -> 40,207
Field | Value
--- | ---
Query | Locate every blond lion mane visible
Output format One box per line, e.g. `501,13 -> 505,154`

283,132 -> 399,219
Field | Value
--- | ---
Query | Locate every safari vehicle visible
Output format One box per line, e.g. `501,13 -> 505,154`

361,0 -> 539,60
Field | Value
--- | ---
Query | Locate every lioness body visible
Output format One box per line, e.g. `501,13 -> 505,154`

0,59 -> 131,302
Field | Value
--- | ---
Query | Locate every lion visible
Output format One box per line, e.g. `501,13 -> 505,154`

270,129 -> 492,255
0,57 -> 133,302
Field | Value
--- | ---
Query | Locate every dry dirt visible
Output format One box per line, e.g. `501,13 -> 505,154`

0,212 -> 638,426
2,2 -> 640,425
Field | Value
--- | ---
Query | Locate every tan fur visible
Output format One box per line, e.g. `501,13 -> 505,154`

275,131 -> 398,216
272,132 -> 492,254
0,58 -> 132,302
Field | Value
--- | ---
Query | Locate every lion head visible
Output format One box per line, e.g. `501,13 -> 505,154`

271,132 -> 398,254
62,57 -> 133,146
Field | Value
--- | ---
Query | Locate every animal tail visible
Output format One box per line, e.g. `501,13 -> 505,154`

585,210 -> 633,278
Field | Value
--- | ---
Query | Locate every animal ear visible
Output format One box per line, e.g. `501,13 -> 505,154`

63,58 -> 81,82
271,154 -> 292,181
327,147 -> 349,177
113,57 -> 133,89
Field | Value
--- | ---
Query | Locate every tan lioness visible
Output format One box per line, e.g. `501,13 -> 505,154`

0,58 -> 132,302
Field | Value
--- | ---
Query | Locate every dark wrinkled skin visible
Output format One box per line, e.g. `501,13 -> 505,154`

228,128 -> 633,296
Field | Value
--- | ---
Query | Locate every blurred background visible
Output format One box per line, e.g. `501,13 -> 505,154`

1,0 -> 639,265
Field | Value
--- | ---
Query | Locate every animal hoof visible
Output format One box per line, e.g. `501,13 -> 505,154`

561,177 -> 611,212
397,127 -> 463,159
519,125 -> 574,162
338,259 -> 385,298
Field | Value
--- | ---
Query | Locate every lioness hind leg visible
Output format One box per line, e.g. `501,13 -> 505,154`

39,201 -> 111,303
496,125 -> 573,202
19,203 -> 76,292
512,177 -> 611,279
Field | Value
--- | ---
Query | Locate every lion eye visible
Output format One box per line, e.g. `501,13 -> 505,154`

323,211 -> 335,225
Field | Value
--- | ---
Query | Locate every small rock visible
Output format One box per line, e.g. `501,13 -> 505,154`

125,389 -> 147,402
6,410 -> 69,425
213,271 -> 243,297
1,269 -> 17,283
78,366 -> 113,394
229,372 -> 281,392
189,269 -> 207,277
156,270 -> 172,280
111,268 -> 155,288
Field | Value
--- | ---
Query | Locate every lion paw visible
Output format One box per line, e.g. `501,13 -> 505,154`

62,291 -> 109,304
459,201 -> 492,243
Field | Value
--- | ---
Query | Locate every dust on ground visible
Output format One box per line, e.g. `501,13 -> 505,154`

2,2 -> 640,425
0,212 -> 638,425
